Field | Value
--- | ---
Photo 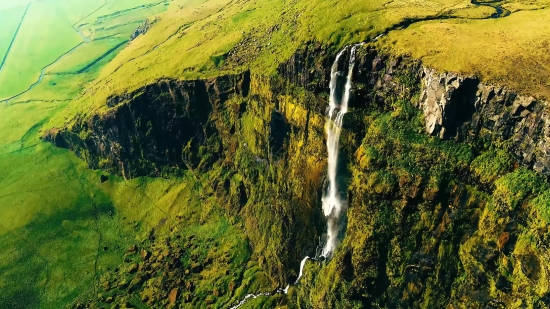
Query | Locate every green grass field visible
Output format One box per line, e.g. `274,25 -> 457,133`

47,38 -> 126,74
0,1 -> 82,100
0,98 -> 216,308
0,1 -> 171,307
0,95 -> 266,308
12,45 -> 124,104
0,4 -> 27,65
2,0 -> 550,307
0,0 -> 169,102
379,6 -> 550,97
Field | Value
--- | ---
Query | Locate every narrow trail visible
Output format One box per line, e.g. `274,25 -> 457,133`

0,2 -> 31,74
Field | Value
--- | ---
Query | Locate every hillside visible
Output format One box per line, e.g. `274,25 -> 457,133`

2,0 -> 550,308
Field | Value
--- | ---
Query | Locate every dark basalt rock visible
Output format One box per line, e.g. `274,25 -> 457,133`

130,19 -> 153,41
269,110 -> 290,157
418,68 -> 550,176
100,174 -> 109,183
44,72 -> 252,179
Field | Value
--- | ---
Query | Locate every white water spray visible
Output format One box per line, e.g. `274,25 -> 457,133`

321,44 -> 360,258
229,292 -> 272,309
229,44 -> 361,308
294,256 -> 311,284
328,48 -> 348,117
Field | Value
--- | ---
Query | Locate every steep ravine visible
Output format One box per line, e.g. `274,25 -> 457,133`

46,44 -> 550,308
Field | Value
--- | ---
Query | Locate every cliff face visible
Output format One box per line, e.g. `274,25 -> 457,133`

46,73 -> 251,179
419,68 -> 550,176
45,44 -> 550,308
47,53 -> 550,180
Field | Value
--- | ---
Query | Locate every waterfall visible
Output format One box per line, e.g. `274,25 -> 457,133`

229,292 -> 272,309
321,44 -> 359,258
294,256 -> 311,284
229,44 -> 361,308
328,48 -> 348,117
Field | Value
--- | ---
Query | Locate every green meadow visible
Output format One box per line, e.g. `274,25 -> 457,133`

2,0 -> 550,307
0,97 -> 233,307
0,4 -> 27,65
0,0 -> 171,307
0,0 -> 168,102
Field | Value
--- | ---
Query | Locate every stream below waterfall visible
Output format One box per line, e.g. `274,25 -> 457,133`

229,43 -> 361,308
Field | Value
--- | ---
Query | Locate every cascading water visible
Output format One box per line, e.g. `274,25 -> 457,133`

321,44 -> 360,258
229,44 -> 360,308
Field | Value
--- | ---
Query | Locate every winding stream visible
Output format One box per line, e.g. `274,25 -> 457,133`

471,0 -> 511,18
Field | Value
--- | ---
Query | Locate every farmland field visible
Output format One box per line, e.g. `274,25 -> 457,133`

0,0 -> 168,102
0,1 -> 169,308
0,4 -> 28,68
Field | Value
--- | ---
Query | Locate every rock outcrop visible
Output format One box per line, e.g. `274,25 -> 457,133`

419,67 -> 550,175
130,19 -> 153,41
45,72 -> 252,179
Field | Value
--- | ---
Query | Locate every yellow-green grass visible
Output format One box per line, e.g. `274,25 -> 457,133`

93,22 -> 142,39
45,0 -> 550,131
0,4 -> 27,62
47,38 -> 126,74
0,129 -> 254,307
447,4 -> 497,18
97,1 -> 166,25
5,1 -> 168,104
0,2 -> 180,307
0,102 -> 56,153
77,0 -> 166,26
503,0 -> 550,12
0,98 -> 227,308
0,0 -> 168,102
89,2 -> 168,39
51,0 -> 543,130
52,0 -> 527,130
10,42 -> 126,104
378,6 -> 550,97
0,0 -> 82,100
52,0 -> 105,25
0,0 -> 29,11
0,144 -> 194,308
